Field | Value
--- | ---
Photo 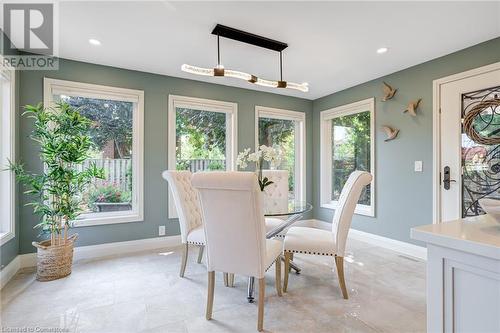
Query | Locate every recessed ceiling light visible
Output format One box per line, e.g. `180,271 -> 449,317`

377,47 -> 388,54
88,38 -> 101,46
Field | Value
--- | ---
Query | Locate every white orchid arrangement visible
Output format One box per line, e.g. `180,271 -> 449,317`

236,145 -> 283,191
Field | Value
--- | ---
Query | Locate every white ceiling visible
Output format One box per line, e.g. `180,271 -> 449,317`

53,1 -> 500,100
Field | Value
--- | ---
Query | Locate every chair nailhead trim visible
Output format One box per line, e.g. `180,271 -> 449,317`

284,249 -> 334,256
187,241 -> 205,245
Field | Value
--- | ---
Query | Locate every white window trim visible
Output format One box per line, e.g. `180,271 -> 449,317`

0,62 -> 16,245
167,94 -> 238,218
254,106 -> 306,203
320,98 -> 375,217
43,78 -> 144,227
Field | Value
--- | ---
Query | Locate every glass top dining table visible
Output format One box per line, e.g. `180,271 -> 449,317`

263,201 -> 313,239
264,201 -> 313,217
246,200 -> 313,302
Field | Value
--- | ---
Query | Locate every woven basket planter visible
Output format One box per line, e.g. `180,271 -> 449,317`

32,233 -> 78,282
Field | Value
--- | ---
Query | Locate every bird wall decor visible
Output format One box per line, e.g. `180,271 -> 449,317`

382,82 -> 397,101
403,98 -> 422,116
381,125 -> 400,142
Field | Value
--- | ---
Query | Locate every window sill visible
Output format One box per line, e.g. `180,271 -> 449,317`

70,212 -> 144,227
0,231 -> 15,246
321,202 -> 375,217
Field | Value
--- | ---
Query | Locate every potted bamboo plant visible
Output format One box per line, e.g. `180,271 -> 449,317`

9,102 -> 104,281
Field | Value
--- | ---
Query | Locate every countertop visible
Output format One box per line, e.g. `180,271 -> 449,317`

411,215 -> 500,260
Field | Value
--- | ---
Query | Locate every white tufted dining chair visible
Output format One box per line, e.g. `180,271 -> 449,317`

262,170 -> 289,238
261,170 -> 289,214
162,170 -> 206,277
192,171 -> 283,332
283,171 -> 373,299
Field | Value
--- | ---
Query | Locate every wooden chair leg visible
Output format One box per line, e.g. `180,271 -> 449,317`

283,251 -> 291,292
223,272 -> 229,287
289,252 -> 294,272
257,277 -> 265,332
335,256 -> 348,299
206,271 -> 215,320
228,273 -> 234,287
179,243 -> 188,277
197,245 -> 204,264
275,257 -> 282,296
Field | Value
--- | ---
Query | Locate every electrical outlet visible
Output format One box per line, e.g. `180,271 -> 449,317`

158,225 -> 166,236
414,161 -> 423,172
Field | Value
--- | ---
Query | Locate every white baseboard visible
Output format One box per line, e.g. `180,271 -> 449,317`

2,220 -> 427,288
0,255 -> 21,289
309,219 -> 427,260
348,228 -> 427,260
1,235 -> 182,288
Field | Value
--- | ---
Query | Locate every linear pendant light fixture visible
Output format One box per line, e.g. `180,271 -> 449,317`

181,24 -> 308,93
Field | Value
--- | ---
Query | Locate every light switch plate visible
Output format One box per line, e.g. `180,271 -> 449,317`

159,225 -> 166,236
414,161 -> 423,172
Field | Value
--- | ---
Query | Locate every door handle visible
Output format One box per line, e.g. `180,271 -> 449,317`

443,166 -> 456,190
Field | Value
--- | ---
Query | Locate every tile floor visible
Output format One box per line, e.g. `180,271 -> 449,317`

0,238 -> 426,332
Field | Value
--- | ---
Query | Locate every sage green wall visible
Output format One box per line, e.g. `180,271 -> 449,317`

7,37 -> 500,261
17,58 -> 313,254
312,37 -> 500,245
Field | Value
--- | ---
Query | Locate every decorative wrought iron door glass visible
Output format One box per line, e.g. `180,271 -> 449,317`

461,86 -> 500,217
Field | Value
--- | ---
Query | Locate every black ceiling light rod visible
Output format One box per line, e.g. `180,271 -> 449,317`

212,24 -> 288,87
211,24 -> 288,52
217,34 -> 220,65
280,51 -> 283,81
278,51 -> 285,88
214,34 -> 224,76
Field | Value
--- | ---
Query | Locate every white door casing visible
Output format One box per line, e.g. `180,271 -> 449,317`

433,62 -> 500,223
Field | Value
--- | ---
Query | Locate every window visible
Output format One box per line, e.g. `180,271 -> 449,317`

44,78 -> 144,226
320,98 -> 375,216
255,106 -> 306,202
168,95 -> 237,217
0,63 -> 15,244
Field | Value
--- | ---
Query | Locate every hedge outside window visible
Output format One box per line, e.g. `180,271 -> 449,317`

320,98 -> 375,217
44,78 -> 144,227
167,95 -> 237,218
256,106 -> 306,202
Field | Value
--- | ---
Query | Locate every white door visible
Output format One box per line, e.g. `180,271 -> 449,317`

436,63 -> 500,222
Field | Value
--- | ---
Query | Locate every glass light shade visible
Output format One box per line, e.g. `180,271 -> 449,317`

181,64 -> 214,76
225,69 -> 253,81
181,64 -> 308,93
255,78 -> 278,88
286,82 -> 309,92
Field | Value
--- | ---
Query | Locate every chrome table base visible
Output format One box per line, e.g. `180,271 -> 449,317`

246,212 -> 306,303
247,256 -> 300,302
